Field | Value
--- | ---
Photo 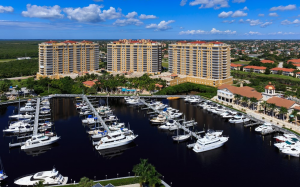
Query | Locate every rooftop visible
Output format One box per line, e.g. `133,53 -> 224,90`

42,40 -> 95,45
288,59 -> 300,64
231,63 -> 243,67
267,97 -> 295,109
270,67 -> 295,72
112,39 -> 157,44
244,66 -> 266,70
261,60 -> 274,64
218,84 -> 263,100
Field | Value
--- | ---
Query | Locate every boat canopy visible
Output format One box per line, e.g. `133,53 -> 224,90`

285,141 -> 292,145
88,115 -> 92,118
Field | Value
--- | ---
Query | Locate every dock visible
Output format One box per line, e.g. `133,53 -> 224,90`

82,95 -> 111,133
33,98 -> 40,136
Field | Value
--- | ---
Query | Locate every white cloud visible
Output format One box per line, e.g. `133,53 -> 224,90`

113,18 -> 143,26
270,4 -> 297,11
179,28 -> 236,35
180,27 -> 184,29
243,6 -> 249,11
268,31 -> 297,35
223,20 -> 235,23
245,31 -> 262,35
232,0 -> 246,3
146,20 -> 175,31
0,20 -> 80,30
232,10 -> 247,17
258,14 -> 264,17
93,0 -> 103,2
218,11 -> 233,18
139,14 -> 158,19
260,22 -> 272,28
281,19 -> 300,25
246,19 -> 262,26
269,12 -> 278,17
189,0 -> 229,9
63,5 -> 121,23
0,5 -> 14,13
239,19 -> 244,23
180,0 -> 187,6
22,4 -> 63,19
125,11 -> 137,19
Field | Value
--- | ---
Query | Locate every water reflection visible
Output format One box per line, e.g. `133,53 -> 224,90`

24,143 -> 59,157
98,142 -> 137,159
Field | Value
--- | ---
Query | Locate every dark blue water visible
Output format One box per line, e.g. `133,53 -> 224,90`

0,98 -> 300,187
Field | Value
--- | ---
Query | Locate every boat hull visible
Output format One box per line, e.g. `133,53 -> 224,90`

21,137 -> 60,150
193,139 -> 227,153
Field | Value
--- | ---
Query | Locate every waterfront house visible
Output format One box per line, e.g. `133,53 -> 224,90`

230,63 -> 243,70
243,66 -> 266,73
270,68 -> 295,76
260,60 -> 274,64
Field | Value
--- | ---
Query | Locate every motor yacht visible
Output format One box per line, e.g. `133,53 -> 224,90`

282,147 -> 300,157
95,130 -> 138,150
189,98 -> 200,104
82,115 -> 98,124
220,111 -> 237,118
159,120 -> 176,130
40,109 -> 51,114
228,114 -> 250,124
274,140 -> 300,150
198,101 -> 211,108
20,105 -> 35,112
207,104 -> 218,112
168,112 -> 183,119
9,113 -> 34,120
0,157 -> 7,181
150,115 -> 166,125
14,168 -> 68,186
104,115 -> 118,122
21,134 -> 60,150
184,96 -> 191,102
274,134 -> 298,142
172,132 -> 191,142
9,120 -> 31,128
109,122 -> 125,131
211,106 -> 225,115
193,133 -> 229,153
91,130 -> 108,139
154,103 -> 167,110
79,110 -> 92,116
255,123 -> 273,132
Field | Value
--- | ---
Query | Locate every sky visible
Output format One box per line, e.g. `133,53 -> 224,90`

0,0 -> 300,39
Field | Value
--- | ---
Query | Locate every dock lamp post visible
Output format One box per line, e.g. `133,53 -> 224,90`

94,176 -> 96,181
106,175 -> 107,179
117,173 -> 119,178
128,172 -> 130,176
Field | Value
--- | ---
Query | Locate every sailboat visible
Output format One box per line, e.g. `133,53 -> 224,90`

172,126 -> 191,142
0,157 -> 8,180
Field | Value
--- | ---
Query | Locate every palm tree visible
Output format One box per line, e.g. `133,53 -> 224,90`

269,103 -> 276,117
279,107 -> 288,121
133,159 -> 150,187
147,165 -> 162,187
241,97 -> 248,107
291,109 -> 299,124
234,94 -> 241,105
34,181 -> 44,187
249,97 -> 258,110
78,177 -> 94,187
260,101 -> 267,114
15,86 -> 21,98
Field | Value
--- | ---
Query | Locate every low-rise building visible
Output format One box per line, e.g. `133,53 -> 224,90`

293,64 -> 300,70
260,60 -> 274,64
230,63 -> 242,70
296,72 -> 300,78
270,68 -> 295,76
266,97 -> 297,113
288,59 -> 300,64
243,66 -> 266,73
83,79 -> 98,88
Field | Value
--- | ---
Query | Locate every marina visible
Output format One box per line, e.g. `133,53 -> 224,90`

0,96 -> 300,186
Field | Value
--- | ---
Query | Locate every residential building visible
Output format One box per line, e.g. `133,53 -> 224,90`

37,40 -> 99,79
296,72 -> 300,78
260,60 -> 274,64
168,41 -> 232,87
230,63 -> 242,70
293,64 -> 300,70
266,97 -> 297,113
270,68 -> 295,76
107,39 -> 162,74
83,79 -> 98,88
288,59 -> 300,64
243,66 -> 266,73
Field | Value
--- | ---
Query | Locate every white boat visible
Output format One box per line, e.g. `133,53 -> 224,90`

20,105 -> 35,112
3,124 -> 33,133
274,134 -> 298,142
91,130 -> 108,139
207,105 -> 218,112
282,147 -> 300,157
255,123 -> 273,132
109,122 -> 125,131
0,157 -> 8,181
198,101 -> 211,108
189,98 -> 200,104
126,99 -> 141,105
12,108 -> 33,120
21,134 -> 60,150
159,120 -> 176,130
168,112 -> 183,119
14,168 -> 68,186
154,103 -> 168,110
184,96 -> 191,102
40,109 -> 51,114
82,115 -> 98,124
150,115 -> 166,124
104,115 -> 118,122
95,130 -> 138,150
172,130 -> 191,142
220,111 -> 237,118
79,110 -> 92,116
274,140 -> 300,150
193,133 -> 229,153
228,114 -> 250,124
9,120 -> 31,128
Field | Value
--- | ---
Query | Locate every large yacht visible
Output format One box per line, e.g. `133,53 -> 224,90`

95,130 -> 138,150
20,105 -> 36,112
193,131 -> 229,153
9,113 -> 34,120
159,120 -> 176,130
220,111 -> 237,118
228,114 -> 250,124
150,115 -> 166,125
21,134 -> 60,150
14,168 -> 68,186
255,123 -> 273,133
282,147 -> 300,157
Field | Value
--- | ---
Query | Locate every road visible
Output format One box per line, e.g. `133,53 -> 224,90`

0,75 -> 35,80
278,62 -> 283,68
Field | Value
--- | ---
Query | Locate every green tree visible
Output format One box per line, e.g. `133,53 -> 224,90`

234,94 -> 241,105
133,159 -> 150,187
290,109 -> 299,124
265,68 -> 271,75
148,165 -> 162,187
250,97 -> 258,110
15,86 -> 21,98
279,107 -> 288,121
260,101 -> 267,114
78,177 -> 94,187
269,103 -> 276,117
242,96 -> 248,107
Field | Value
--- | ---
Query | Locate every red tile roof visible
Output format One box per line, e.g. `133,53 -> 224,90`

267,97 -> 295,109
218,84 -> 263,100
171,74 -> 178,77
244,66 -> 266,70
62,40 -> 77,44
190,41 -> 206,44
270,68 -> 295,72
293,64 -> 300,67
45,41 -> 57,44
83,81 -> 96,87
231,63 -> 243,67
261,60 -> 274,64
265,82 -> 275,90
81,40 -> 93,43
288,59 -> 300,64
293,106 -> 300,111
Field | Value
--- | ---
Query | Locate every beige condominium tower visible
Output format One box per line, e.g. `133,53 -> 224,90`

107,39 -> 162,74
168,41 -> 232,87
36,40 -> 99,79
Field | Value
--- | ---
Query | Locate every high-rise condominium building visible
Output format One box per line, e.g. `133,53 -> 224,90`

37,40 -> 99,79
107,39 -> 162,73
168,41 -> 232,87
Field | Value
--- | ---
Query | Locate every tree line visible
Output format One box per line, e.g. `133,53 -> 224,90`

0,41 -> 39,59
0,59 -> 38,78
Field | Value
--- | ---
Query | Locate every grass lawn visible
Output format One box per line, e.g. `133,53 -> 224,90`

0,79 -> 29,87
162,62 -> 169,68
232,61 -> 251,65
58,177 -> 140,187
0,59 -> 15,63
